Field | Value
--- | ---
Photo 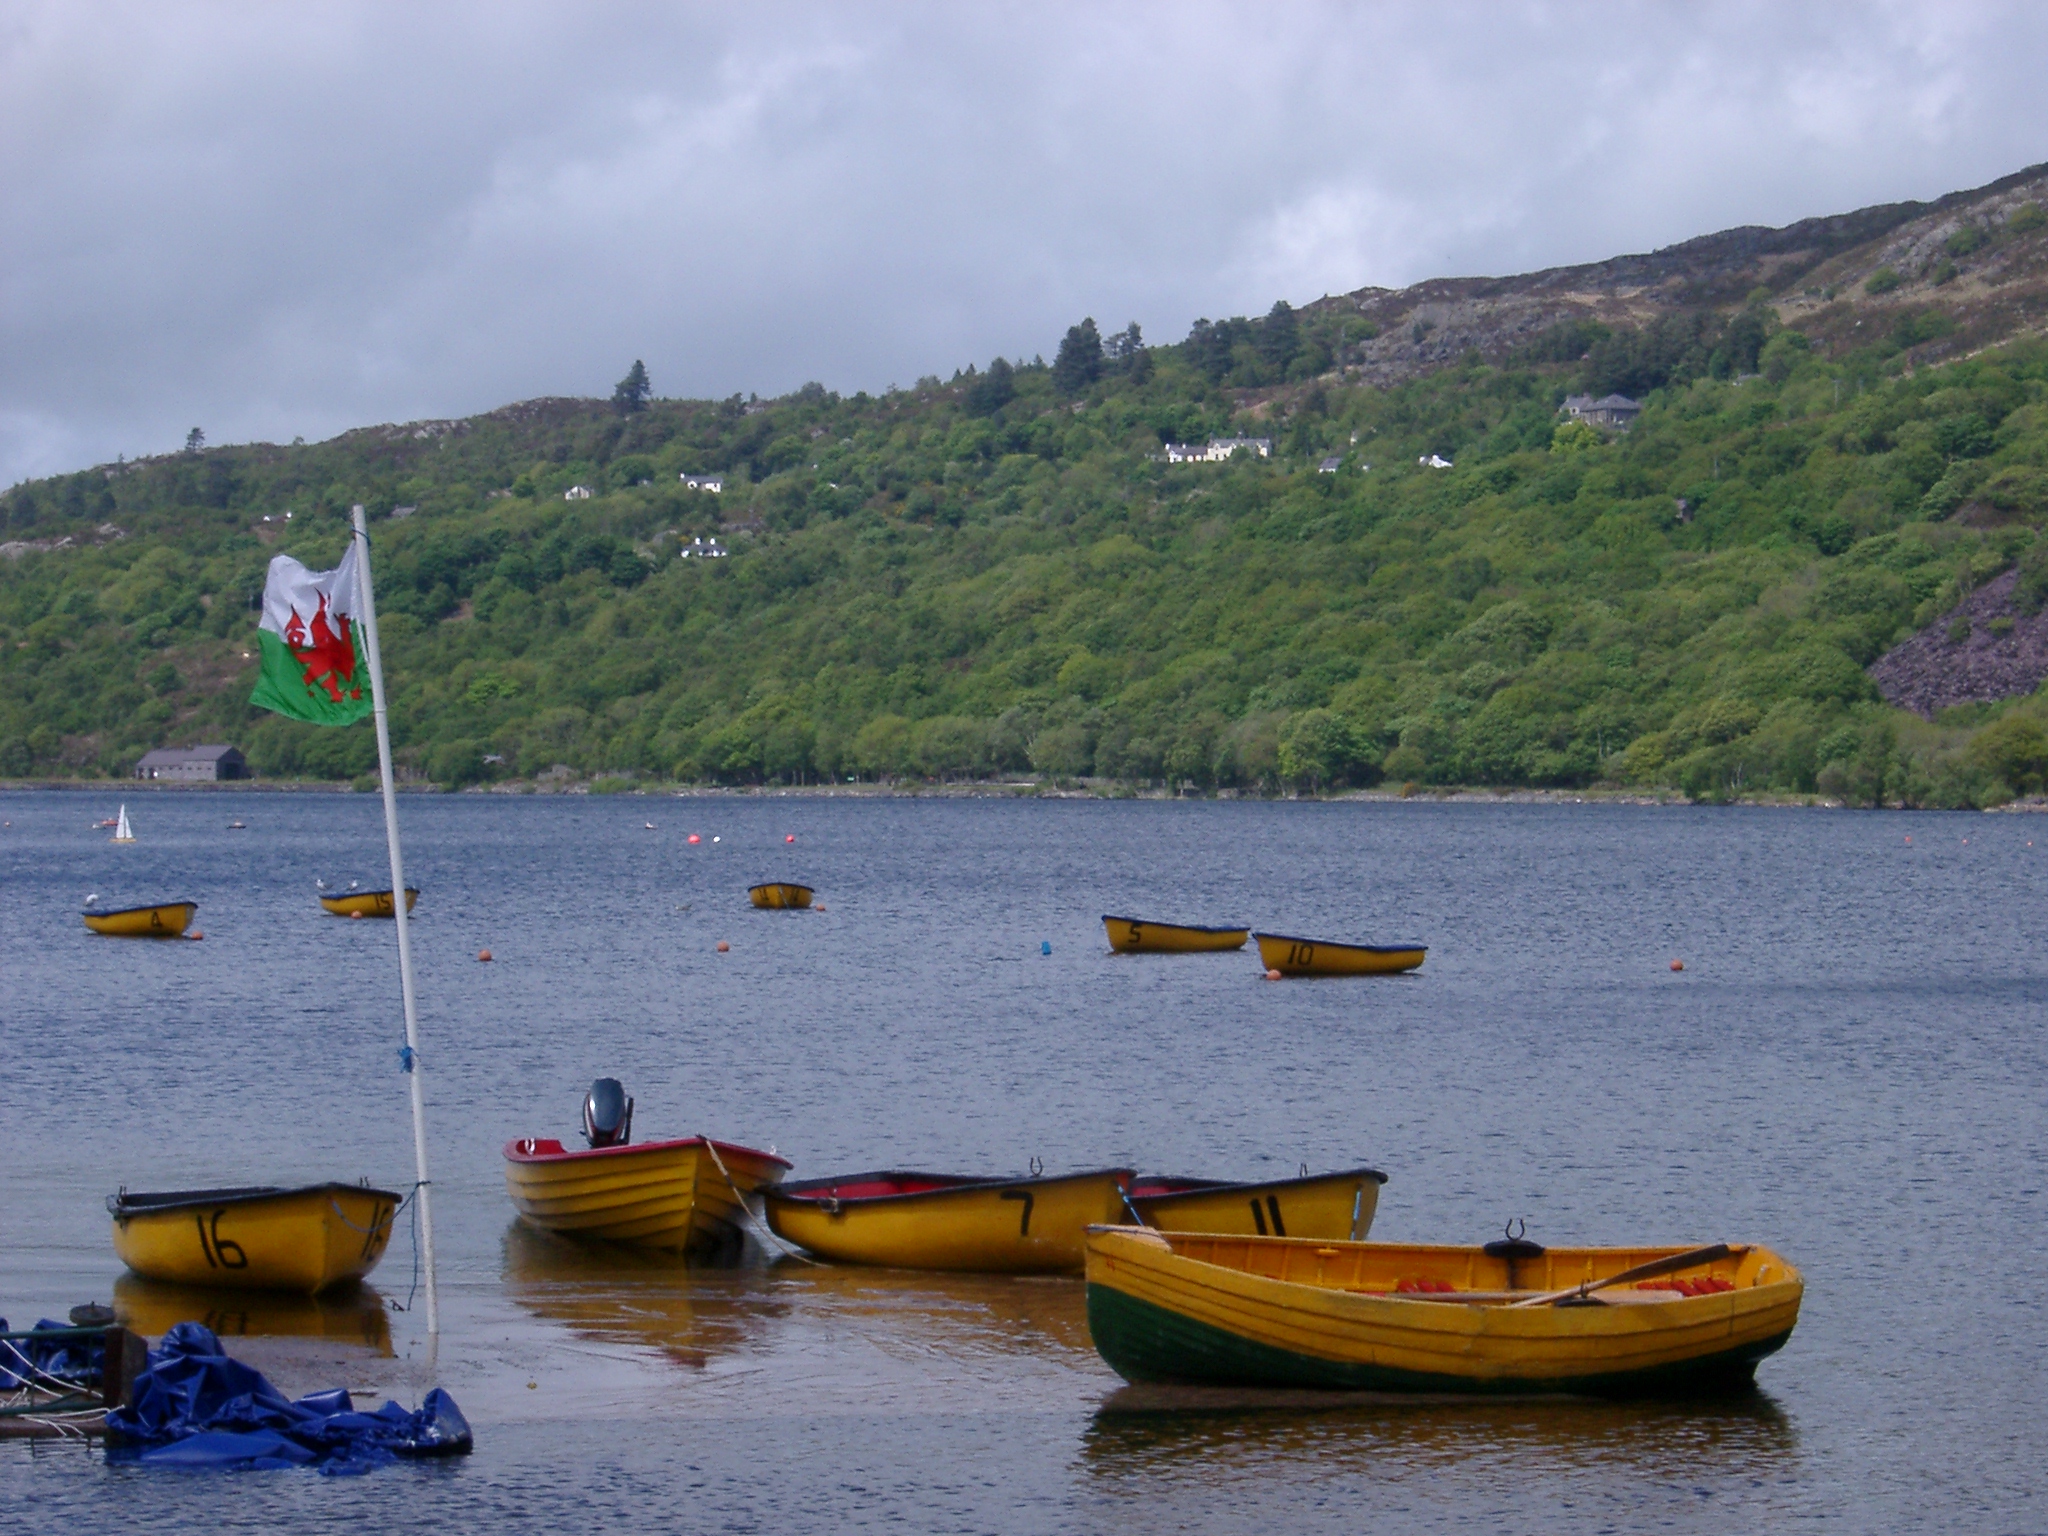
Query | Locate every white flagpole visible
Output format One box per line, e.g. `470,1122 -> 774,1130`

351,504 -> 440,1336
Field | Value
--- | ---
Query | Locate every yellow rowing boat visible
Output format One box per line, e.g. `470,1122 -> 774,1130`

1253,931 -> 1426,976
108,1183 -> 400,1294
1103,916 -> 1249,953
1085,1227 -> 1802,1396
82,901 -> 197,938
503,1135 -> 792,1254
319,887 -> 419,917
1129,1167 -> 1386,1241
748,882 -> 814,909
763,1168 -> 1134,1272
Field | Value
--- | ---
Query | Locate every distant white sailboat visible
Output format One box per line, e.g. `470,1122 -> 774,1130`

112,805 -> 135,844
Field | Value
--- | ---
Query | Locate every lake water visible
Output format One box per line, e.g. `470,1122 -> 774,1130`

1,790 -> 2042,1532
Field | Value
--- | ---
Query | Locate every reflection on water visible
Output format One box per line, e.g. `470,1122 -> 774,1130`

769,1260 -> 1097,1362
500,1221 -> 784,1369
112,1273 -> 393,1353
1083,1388 -> 1797,1483
501,1220 -> 1099,1399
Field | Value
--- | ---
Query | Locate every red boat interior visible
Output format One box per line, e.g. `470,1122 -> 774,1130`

504,1135 -> 791,1167
778,1171 -> 986,1202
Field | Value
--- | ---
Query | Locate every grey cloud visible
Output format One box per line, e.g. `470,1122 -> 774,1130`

4,1 -> 2047,483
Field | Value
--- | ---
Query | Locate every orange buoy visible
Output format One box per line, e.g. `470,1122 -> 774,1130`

716,940 -> 730,953
814,903 -> 826,912
188,931 -> 204,941
688,833 -> 701,844
478,949 -> 492,962
1264,968 -> 1282,981
1670,959 -> 1684,972
350,911 -> 364,920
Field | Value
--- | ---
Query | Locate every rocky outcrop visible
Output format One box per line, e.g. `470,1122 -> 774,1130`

1869,569 -> 2048,717
1305,162 -> 2048,386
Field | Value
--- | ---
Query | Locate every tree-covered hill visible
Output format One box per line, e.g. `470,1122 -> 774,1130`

10,175 -> 2048,805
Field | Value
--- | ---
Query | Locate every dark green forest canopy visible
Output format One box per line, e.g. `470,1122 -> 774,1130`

8,303 -> 2048,807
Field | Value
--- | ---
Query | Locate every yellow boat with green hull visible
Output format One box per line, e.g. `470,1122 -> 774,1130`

1084,1227 -> 1802,1396
1254,932 -> 1426,976
749,882 -> 815,909
82,901 -> 197,938
1129,1167 -> 1386,1241
763,1167 -> 1134,1272
108,1183 -> 400,1294
319,887 -> 418,918
1103,916 -> 1249,953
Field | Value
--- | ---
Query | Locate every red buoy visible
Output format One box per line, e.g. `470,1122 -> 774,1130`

716,940 -> 730,953
1264,968 -> 1282,981
478,949 -> 493,962
786,834 -> 796,843
688,833 -> 701,844
1670,959 -> 1684,972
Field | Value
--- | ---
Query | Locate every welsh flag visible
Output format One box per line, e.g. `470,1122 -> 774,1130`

249,546 -> 372,725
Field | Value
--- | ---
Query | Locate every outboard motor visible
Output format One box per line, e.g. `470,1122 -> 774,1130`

582,1078 -> 633,1149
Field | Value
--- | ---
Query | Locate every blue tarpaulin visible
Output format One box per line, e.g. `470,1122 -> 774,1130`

104,1322 -> 471,1474
0,1318 -> 101,1391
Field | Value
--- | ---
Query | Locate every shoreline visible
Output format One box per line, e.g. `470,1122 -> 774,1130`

4,776 -> 2044,811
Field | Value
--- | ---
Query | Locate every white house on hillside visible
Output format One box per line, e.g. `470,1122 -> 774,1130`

564,485 -> 593,500
678,536 -> 728,560
680,474 -> 725,493
1162,436 -> 1273,463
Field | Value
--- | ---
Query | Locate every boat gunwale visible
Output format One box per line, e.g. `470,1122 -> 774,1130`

80,901 -> 199,920
1084,1225 -> 1800,1308
747,881 -> 815,894
768,1166 -> 1135,1208
1101,915 -> 1250,937
503,1133 -> 792,1170
108,1181 -> 402,1218
1129,1166 -> 1389,1201
1251,931 -> 1427,956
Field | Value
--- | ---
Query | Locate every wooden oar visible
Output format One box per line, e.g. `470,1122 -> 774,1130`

1507,1243 -> 1745,1308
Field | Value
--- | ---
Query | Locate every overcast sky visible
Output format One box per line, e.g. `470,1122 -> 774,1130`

4,1 -> 2046,486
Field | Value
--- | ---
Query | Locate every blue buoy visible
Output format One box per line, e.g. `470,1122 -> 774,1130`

1041,940 -> 1052,956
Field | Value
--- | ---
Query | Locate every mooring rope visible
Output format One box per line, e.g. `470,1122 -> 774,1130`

699,1137 -> 818,1265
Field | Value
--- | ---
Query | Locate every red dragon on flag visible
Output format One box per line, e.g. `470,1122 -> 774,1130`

250,545 -> 374,726
282,593 -> 362,703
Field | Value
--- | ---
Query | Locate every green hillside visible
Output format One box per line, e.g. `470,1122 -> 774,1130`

8,284 -> 2048,806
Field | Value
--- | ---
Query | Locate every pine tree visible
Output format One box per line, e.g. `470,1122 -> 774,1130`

1255,301 -> 1298,373
1052,319 -> 1103,396
612,360 -> 652,415
966,356 -> 1015,416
